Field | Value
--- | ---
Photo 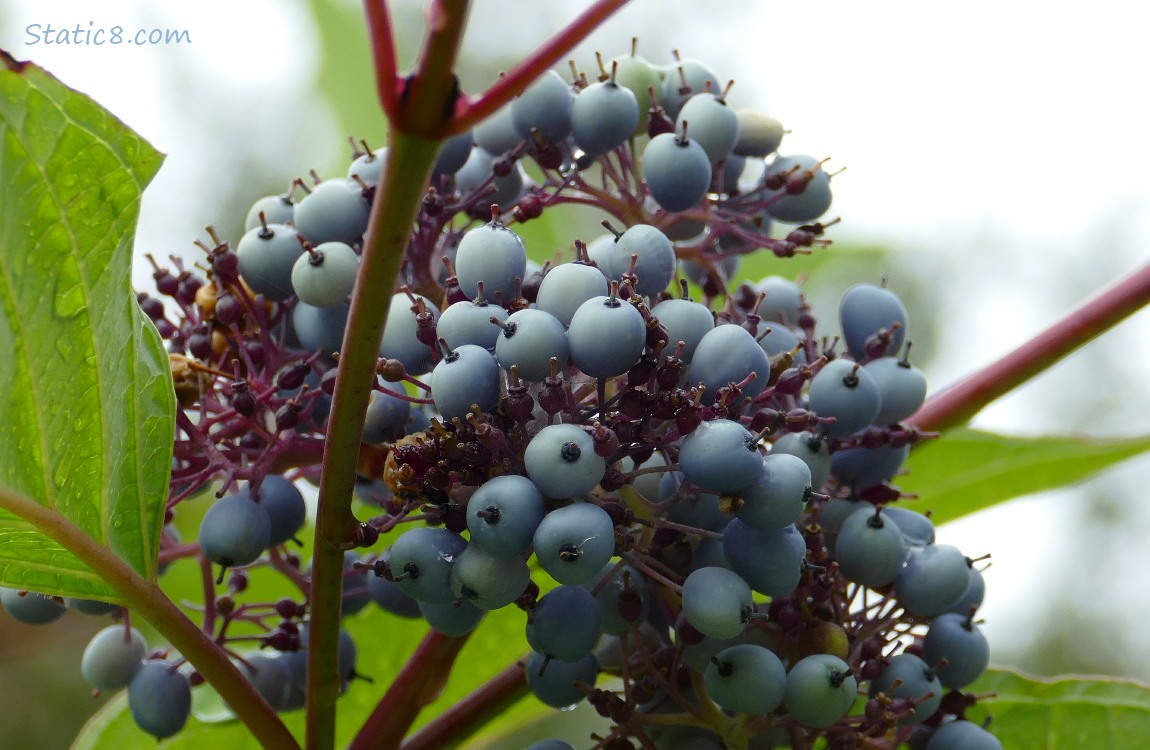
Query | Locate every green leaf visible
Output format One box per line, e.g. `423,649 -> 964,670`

967,669 -> 1150,749
899,428 -> 1150,524
0,52 -> 173,599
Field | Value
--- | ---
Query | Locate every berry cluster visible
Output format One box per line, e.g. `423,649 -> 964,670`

2,43 -> 1000,749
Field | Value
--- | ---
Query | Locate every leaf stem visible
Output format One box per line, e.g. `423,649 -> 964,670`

908,256 -> 1150,433
397,660 -> 529,750
0,485 -> 299,750
450,0 -> 633,134
347,630 -> 471,750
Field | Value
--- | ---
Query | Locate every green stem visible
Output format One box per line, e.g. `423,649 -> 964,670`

306,130 -> 444,750
908,256 -> 1150,433
0,486 -> 298,749
307,2 -> 472,739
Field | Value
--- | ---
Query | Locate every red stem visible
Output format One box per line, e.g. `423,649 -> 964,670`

398,661 -> 528,750
450,0 -> 633,134
363,0 -> 401,121
347,630 -> 471,750
908,256 -> 1150,433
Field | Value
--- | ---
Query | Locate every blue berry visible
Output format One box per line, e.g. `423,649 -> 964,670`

807,358 -> 882,438
525,424 -> 605,499
687,323 -> 771,403
704,643 -> 787,716
199,493 -> 272,571
511,70 -> 575,144
679,418 -> 763,494
454,216 -> 528,304
567,291 -> 647,378
294,178 -> 371,245
839,283 -> 909,361
430,343 -> 501,421
782,654 -> 857,728
526,585 -> 603,662
128,661 -> 192,739
525,651 -> 598,708
834,505 -> 909,588
681,566 -> 754,640
533,501 -> 616,585
642,128 -> 712,213
81,624 -> 146,690
466,474 -> 547,557
0,588 -> 66,625
494,308 -> 569,383
236,220 -> 304,302
290,241 -> 360,307
922,612 -> 990,689
571,78 -> 640,156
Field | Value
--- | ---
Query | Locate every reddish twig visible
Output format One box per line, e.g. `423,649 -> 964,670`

347,630 -> 471,750
451,0 -> 633,133
363,0 -> 401,121
398,660 -> 529,750
908,256 -> 1150,433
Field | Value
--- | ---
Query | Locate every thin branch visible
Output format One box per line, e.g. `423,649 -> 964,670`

347,630 -> 471,750
398,660 -> 528,750
451,0 -> 633,134
0,486 -> 299,750
363,0 -> 401,121
908,256 -> 1150,433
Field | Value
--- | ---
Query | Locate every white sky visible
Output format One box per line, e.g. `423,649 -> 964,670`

5,0 -> 1150,673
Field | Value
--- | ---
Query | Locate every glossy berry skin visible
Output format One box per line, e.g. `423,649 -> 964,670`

494,308 -> 570,383
291,241 -> 360,307
869,653 -> 943,725
922,612 -> 990,689
895,544 -> 972,617
763,154 -> 833,224
0,588 -> 66,625
532,501 -> 616,585
535,262 -> 609,327
253,475 -> 307,548
839,284 -> 909,360
434,130 -> 474,175
347,146 -> 387,186
571,79 -> 640,156
567,294 -> 646,378
526,585 -> 603,662
380,292 -> 439,376
466,474 -> 547,557
199,493 -> 272,569
807,358 -> 883,438
704,643 -> 787,716
734,109 -> 785,157
722,520 -> 806,597
675,92 -> 740,163
449,546 -> 532,610
926,720 -> 1004,750
81,625 -> 146,689
293,178 -> 371,245
292,301 -> 349,357
361,388 -> 413,444
474,105 -> 522,156
643,130 -> 712,212
650,297 -> 714,364
525,424 -> 605,499
236,222 -> 304,302
367,564 -> 422,619
831,443 -> 910,490
127,661 -> 192,740
388,527 -> 469,604
511,69 -> 574,144
587,562 -> 649,635
735,453 -> 812,531
865,355 -> 929,425
239,653 -> 293,712
783,654 -> 857,728
681,566 -> 754,640
883,505 -> 937,548
661,57 -> 721,119
688,323 -> 771,403
430,344 -> 501,421
454,221 -> 528,304
419,598 -> 485,637
834,506 -> 909,588
244,194 -> 294,230
604,224 -> 677,297
756,275 -> 804,324
679,418 -> 763,494
770,431 -> 831,490
525,651 -> 598,708
946,564 -> 986,615
437,297 -> 508,350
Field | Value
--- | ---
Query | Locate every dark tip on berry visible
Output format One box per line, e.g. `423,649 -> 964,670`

558,543 -> 581,562
560,441 -> 582,463
710,656 -> 734,678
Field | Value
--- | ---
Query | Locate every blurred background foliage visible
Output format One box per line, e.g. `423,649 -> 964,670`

3,0 -> 1150,747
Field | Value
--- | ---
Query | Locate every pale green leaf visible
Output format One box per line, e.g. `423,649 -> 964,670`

0,52 -> 173,599
968,669 -> 1150,749
900,428 -> 1150,524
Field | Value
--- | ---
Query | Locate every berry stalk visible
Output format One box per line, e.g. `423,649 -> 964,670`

908,256 -> 1150,432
